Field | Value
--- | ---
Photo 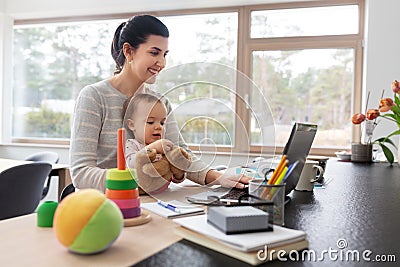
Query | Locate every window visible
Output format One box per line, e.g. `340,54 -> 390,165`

156,13 -> 238,148
13,20 -> 122,140
11,0 -> 364,155
247,2 -> 363,153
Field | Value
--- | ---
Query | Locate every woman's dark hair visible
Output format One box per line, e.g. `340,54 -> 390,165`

111,15 -> 169,74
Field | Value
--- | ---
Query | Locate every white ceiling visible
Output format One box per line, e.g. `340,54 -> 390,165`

3,0 -> 313,20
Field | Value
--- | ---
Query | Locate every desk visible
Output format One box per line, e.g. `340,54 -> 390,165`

0,197 -> 180,267
1,160 -> 399,266
0,158 -> 71,200
137,160 -> 400,266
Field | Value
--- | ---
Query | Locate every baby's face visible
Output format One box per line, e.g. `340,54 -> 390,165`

129,101 -> 167,145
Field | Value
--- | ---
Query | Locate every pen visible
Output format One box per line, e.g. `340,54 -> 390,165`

281,161 -> 299,184
157,200 -> 181,213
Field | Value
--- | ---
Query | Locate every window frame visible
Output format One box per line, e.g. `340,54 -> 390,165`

9,0 -> 365,156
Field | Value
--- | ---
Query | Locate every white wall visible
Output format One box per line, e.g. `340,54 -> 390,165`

4,0 -> 304,20
1,0 -> 399,164
364,0 -> 400,152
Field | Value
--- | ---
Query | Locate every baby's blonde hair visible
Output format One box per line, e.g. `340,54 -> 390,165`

123,93 -> 164,120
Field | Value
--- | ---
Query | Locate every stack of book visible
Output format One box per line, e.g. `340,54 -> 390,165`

173,215 -> 308,265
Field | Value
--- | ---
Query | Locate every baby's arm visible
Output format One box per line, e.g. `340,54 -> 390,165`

125,139 -> 143,169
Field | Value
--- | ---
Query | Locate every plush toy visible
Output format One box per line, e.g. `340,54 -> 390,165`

135,145 -> 192,194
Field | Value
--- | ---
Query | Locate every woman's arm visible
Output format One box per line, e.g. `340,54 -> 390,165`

69,83 -> 124,192
204,169 -> 252,188
159,91 -> 251,188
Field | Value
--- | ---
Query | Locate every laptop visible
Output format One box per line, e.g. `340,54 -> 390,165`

186,122 -> 318,204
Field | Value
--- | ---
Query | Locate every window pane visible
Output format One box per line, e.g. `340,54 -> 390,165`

251,5 -> 359,38
12,13 -> 237,142
13,20 -> 121,139
150,62 -> 237,148
157,13 -> 238,147
162,12 -> 237,67
251,49 -> 353,148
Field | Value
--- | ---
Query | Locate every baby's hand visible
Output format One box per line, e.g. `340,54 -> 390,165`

147,139 -> 173,154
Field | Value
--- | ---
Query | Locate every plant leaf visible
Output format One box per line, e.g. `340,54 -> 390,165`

394,93 -> 400,106
380,143 -> 395,165
381,113 -> 396,120
374,137 -> 397,148
386,129 -> 400,140
391,104 -> 400,117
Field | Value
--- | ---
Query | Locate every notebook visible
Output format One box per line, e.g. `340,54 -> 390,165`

141,200 -> 205,218
186,122 -> 317,204
175,227 -> 308,266
173,214 -> 308,265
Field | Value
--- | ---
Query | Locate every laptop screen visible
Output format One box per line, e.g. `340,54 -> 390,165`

283,122 -> 318,195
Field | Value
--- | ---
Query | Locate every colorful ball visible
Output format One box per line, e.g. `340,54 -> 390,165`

53,189 -> 123,254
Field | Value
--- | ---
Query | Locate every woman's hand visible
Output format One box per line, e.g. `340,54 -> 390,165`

204,169 -> 252,189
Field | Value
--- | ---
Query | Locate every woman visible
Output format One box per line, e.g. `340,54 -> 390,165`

69,14 -> 250,192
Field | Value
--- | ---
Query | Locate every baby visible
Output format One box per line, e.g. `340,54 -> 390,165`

124,93 -> 187,194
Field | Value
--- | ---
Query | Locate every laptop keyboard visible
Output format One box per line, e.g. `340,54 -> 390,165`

219,187 -> 248,201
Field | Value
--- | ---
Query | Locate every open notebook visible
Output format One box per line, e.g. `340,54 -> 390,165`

141,200 -> 204,218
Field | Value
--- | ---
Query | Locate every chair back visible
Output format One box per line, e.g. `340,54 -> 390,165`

0,162 -> 52,220
24,151 -> 59,199
24,151 -> 59,164
59,183 -> 75,202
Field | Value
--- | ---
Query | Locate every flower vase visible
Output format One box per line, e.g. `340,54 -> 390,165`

351,143 -> 373,163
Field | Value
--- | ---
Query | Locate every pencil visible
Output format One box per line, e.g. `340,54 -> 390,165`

267,155 -> 288,185
261,155 -> 287,198
267,166 -> 288,200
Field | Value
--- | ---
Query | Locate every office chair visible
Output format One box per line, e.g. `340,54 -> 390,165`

59,183 -> 75,202
24,151 -> 59,199
0,162 -> 52,220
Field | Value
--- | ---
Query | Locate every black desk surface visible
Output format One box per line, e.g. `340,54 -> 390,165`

136,160 -> 400,266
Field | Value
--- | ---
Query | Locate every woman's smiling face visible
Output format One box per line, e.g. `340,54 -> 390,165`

129,34 -> 169,84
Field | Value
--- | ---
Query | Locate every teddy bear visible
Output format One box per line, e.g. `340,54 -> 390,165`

135,145 -> 192,194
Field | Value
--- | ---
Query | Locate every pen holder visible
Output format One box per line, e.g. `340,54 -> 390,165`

249,179 -> 285,226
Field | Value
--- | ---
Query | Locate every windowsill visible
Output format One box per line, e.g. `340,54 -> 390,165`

0,142 -> 70,149
1,142 -> 339,158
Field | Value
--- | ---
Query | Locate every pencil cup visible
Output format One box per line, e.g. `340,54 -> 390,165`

249,179 -> 285,226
